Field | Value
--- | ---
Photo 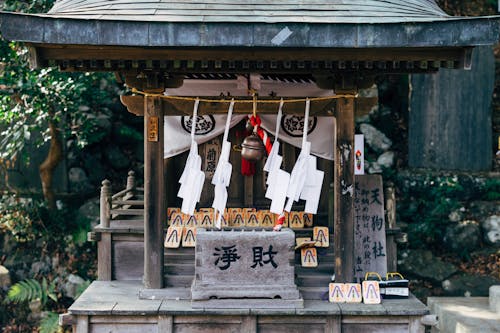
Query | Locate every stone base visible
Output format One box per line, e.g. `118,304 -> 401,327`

191,297 -> 304,309
490,285 -> 500,313
191,281 -> 301,300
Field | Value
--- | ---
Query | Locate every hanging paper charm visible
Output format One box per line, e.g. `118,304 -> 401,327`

211,100 -> 235,229
178,99 -> 205,215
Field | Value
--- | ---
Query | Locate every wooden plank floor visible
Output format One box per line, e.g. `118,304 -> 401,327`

69,281 -> 429,316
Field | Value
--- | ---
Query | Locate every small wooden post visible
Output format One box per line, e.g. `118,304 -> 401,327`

100,180 -> 111,228
144,95 -> 165,289
334,97 -> 355,283
385,184 -> 398,272
126,170 -> 136,193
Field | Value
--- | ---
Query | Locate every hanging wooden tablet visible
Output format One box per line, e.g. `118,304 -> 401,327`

246,210 -> 260,227
304,213 -> 314,227
199,207 -> 214,215
313,227 -> 329,247
167,207 -> 181,225
199,213 -> 213,228
185,214 -> 199,227
170,212 -> 185,226
282,211 -> 290,228
300,247 -> 318,267
231,211 -> 245,227
296,237 -> 311,247
259,210 -> 275,228
182,227 -> 197,247
329,283 -> 346,303
345,283 -> 362,303
289,212 -> 304,229
362,280 -> 381,304
164,226 -> 183,248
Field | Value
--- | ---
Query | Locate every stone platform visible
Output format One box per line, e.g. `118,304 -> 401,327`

428,292 -> 500,333
67,281 -> 429,333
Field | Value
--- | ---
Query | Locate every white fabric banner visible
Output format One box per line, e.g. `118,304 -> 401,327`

164,115 -> 335,160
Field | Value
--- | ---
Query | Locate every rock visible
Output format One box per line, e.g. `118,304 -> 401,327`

368,162 -> 382,174
443,220 -> 481,252
482,215 -> 500,245
0,265 -> 11,289
359,123 -> 392,153
105,145 -> 130,170
30,260 -> 50,276
398,249 -> 458,282
68,167 -> 92,192
442,273 -> 500,297
62,274 -> 86,300
377,151 -> 395,169
96,114 -> 112,133
448,208 -> 465,223
77,197 -> 100,228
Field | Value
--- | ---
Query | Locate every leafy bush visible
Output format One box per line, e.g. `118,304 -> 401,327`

6,278 -> 57,306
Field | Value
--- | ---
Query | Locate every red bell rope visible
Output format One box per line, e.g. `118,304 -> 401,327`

248,115 -> 273,154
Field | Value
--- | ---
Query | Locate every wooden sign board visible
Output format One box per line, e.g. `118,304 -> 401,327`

289,212 -> 304,229
345,283 -> 362,303
313,227 -> 329,247
182,227 -> 197,247
329,283 -> 346,303
362,280 -> 381,304
147,116 -> 159,142
203,139 -> 220,180
354,175 -> 388,280
300,247 -> 318,267
164,226 -> 183,248
304,213 -> 313,227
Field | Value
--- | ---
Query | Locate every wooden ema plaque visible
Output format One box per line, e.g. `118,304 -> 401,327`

164,226 -> 183,248
182,227 -> 197,247
329,283 -> 345,303
362,280 -> 381,304
230,209 -> 245,227
300,247 -> 318,267
167,207 -> 180,224
199,213 -> 213,228
259,210 -> 276,228
304,213 -> 313,227
354,175 -> 388,280
170,212 -> 186,226
345,283 -> 362,303
289,212 -> 304,229
313,227 -> 329,247
245,210 -> 260,227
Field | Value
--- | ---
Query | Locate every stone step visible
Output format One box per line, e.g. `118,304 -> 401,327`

299,287 -> 329,300
428,297 -> 500,333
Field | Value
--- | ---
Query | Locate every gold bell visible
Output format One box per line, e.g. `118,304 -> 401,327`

241,133 -> 265,161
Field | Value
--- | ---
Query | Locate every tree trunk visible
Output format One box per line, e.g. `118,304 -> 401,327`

39,120 -> 62,209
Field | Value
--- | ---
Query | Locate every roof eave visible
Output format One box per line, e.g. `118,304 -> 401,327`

1,11 -> 499,49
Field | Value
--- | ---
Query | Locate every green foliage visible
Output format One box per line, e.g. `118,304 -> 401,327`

5,278 -> 57,306
39,311 -> 60,333
397,175 -> 463,246
481,178 -> 500,200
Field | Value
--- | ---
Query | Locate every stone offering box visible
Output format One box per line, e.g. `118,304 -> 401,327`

191,228 -> 303,308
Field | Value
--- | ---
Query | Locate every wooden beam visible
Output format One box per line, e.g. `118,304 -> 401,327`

121,95 -> 338,117
97,233 -> 112,281
334,97 -> 355,283
143,95 -> 165,289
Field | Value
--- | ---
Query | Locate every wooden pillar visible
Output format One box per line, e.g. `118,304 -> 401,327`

144,95 -> 165,289
334,97 -> 355,283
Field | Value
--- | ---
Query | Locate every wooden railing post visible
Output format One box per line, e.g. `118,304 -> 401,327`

100,180 -> 111,228
126,170 -> 136,195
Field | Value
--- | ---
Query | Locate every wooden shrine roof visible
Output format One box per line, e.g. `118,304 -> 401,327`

0,1 -> 499,72
46,0 -> 449,24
